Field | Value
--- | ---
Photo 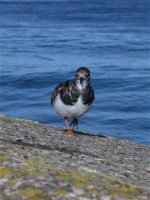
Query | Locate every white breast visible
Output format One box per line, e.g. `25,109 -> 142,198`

53,94 -> 92,118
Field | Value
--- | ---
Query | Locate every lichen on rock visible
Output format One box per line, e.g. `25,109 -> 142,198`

0,115 -> 149,200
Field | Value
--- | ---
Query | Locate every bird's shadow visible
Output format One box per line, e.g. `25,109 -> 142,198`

63,129 -> 106,138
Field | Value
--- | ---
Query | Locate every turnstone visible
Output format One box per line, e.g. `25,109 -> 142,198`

51,67 -> 95,134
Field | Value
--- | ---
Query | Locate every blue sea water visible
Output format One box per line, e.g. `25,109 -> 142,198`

0,0 -> 150,145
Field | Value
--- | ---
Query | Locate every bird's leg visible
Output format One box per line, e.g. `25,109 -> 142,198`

74,118 -> 78,129
76,118 -> 78,129
70,119 -> 74,127
64,117 -> 73,135
70,118 -> 78,129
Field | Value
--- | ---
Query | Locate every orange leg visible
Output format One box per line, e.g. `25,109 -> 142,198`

64,117 -> 73,135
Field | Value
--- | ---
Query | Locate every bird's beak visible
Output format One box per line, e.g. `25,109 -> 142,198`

80,77 -> 84,84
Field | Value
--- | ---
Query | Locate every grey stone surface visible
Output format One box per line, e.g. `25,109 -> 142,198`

0,115 -> 150,200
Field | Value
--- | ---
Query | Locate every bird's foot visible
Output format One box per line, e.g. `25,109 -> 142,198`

64,129 -> 74,135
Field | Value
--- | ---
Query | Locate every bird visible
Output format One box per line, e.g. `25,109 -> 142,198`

51,67 -> 95,135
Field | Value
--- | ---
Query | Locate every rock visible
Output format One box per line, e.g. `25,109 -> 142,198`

0,115 -> 150,200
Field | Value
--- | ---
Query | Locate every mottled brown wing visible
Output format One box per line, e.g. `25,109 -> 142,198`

51,80 -> 79,106
51,83 -> 64,105
82,86 -> 95,105
59,80 -> 79,105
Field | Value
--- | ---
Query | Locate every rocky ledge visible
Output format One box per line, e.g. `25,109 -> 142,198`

0,115 -> 149,200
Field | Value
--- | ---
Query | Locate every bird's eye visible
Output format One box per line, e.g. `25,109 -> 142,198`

86,73 -> 89,76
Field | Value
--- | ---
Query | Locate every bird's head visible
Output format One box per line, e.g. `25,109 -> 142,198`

75,67 -> 91,90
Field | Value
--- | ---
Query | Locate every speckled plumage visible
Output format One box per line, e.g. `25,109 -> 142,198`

51,67 -> 95,134
51,79 -> 94,107
51,80 -> 80,106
